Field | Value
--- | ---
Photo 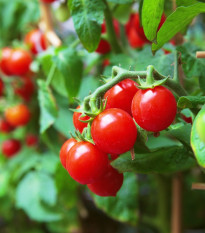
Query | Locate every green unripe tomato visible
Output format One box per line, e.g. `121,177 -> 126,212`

196,109 -> 205,142
55,4 -> 70,22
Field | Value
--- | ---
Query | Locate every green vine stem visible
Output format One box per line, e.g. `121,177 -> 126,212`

82,65 -> 187,115
102,0 -> 122,54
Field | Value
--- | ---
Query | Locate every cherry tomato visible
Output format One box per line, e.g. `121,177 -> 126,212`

66,141 -> 108,184
96,20 -> 119,54
5,104 -> 30,127
103,59 -> 110,68
12,76 -> 35,102
2,139 -> 21,157
41,0 -> 56,3
87,164 -> 123,197
0,78 -> 4,96
91,108 -> 137,154
0,118 -> 14,133
0,47 -> 12,76
59,138 -> 77,169
26,134 -> 38,147
127,27 -> 147,48
110,154 -> 119,160
131,86 -> 177,132
181,114 -> 192,124
25,29 -> 47,55
7,49 -> 32,76
104,79 -> 138,115
73,106 -> 89,133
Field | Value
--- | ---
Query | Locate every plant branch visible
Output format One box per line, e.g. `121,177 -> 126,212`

102,0 -> 122,54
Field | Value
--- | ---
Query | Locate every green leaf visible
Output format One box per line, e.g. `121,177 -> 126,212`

135,46 -> 174,77
142,0 -> 164,41
107,0 -> 134,3
191,109 -> 205,167
152,3 -> 205,52
37,80 -> 58,134
177,96 -> 205,108
177,0 -> 200,7
90,173 -> 138,225
112,146 -> 196,174
16,171 -> 61,222
113,4 -> 132,24
53,48 -> 83,101
177,43 -> 205,78
69,0 -> 105,52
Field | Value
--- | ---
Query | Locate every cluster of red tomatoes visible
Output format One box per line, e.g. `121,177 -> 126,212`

0,29 -> 46,157
60,78 -> 177,197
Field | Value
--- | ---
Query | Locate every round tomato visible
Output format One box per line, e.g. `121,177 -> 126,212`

7,49 -> 32,76
104,79 -> 138,115
131,86 -> 177,132
87,164 -> 123,197
2,139 -> 21,157
91,108 -> 137,154
59,138 -> 77,169
73,106 -> 89,133
25,29 -> 47,55
5,104 -> 30,127
26,134 -> 38,147
12,76 -> 35,102
127,27 -> 147,48
66,141 -> 108,184
0,78 -> 4,96
0,47 -> 12,75
96,19 -> 119,54
0,118 -> 14,133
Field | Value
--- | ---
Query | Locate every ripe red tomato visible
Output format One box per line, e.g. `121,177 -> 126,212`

91,108 -> 137,154
26,134 -> 38,147
131,86 -> 177,132
104,79 -> 138,115
5,104 -> 30,127
25,29 -> 47,55
7,49 -> 32,76
66,141 -> 108,184
181,114 -> 192,124
2,139 -> 21,157
0,47 -> 12,75
87,164 -> 123,197
41,0 -> 56,3
12,76 -> 35,102
0,118 -> 14,133
59,138 -> 77,169
73,106 -> 89,133
0,78 -> 4,96
96,20 -> 119,54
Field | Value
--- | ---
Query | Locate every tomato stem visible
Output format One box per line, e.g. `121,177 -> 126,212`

103,0 -> 122,54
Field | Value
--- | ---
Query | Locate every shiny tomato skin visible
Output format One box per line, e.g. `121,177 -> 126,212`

25,29 -> 47,55
0,118 -> 14,133
2,139 -> 21,157
131,86 -> 177,132
87,164 -> 123,197
0,78 -> 4,96
66,141 -> 109,185
73,106 -> 89,133
59,138 -> 77,169
8,49 -> 32,76
5,104 -> 30,127
104,79 -> 138,115
26,134 -> 38,147
91,108 -> 137,154
0,47 -> 12,75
